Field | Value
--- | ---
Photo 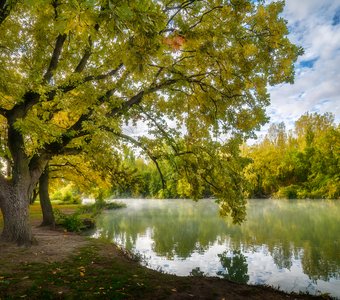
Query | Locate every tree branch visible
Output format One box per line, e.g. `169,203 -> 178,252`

43,33 -> 67,83
74,23 -> 100,73
110,91 -> 145,117
74,25 -> 103,74
0,107 -> 8,116
138,107 -> 179,153
107,130 -> 166,190
58,147 -> 83,156
42,0 -> 66,83
28,152 -> 50,180
6,63 -> 123,123
49,159 -> 91,182
109,78 -> 178,118
47,63 -> 124,100
74,42 -> 92,73
188,6 -> 223,30
0,0 -> 17,25
34,76 -> 177,161
6,91 -> 40,120
160,0 -> 196,34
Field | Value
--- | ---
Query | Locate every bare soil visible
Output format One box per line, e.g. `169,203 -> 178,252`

0,223 -> 329,299
0,223 -> 88,270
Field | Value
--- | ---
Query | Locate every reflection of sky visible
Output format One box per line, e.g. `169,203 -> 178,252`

92,199 -> 340,298
98,228 -> 340,298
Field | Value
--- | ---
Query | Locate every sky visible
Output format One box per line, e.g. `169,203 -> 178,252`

264,0 -> 340,132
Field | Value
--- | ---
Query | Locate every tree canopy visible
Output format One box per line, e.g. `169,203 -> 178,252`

0,0 -> 301,244
243,112 -> 340,199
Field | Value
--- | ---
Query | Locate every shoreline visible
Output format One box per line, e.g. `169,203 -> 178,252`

0,224 -> 330,299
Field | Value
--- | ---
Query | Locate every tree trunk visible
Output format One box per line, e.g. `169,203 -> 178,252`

39,166 -> 55,228
1,91 -> 49,246
30,186 -> 39,204
0,184 -> 34,246
0,156 -> 47,246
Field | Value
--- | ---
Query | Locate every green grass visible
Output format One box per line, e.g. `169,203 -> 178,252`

0,203 -> 80,230
0,240 -> 182,299
0,242 -> 147,299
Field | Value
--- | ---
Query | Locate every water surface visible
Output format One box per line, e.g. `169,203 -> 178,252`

93,199 -> 340,298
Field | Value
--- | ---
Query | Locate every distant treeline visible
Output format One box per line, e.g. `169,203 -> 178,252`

113,112 -> 339,200
243,112 -> 339,199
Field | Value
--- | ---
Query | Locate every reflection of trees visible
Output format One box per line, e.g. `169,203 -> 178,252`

242,200 -> 340,280
217,250 -> 249,284
96,200 -> 228,259
272,243 -> 292,270
94,199 -> 340,281
302,243 -> 340,281
190,267 -> 205,277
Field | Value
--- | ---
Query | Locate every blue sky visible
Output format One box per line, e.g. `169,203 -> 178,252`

265,0 -> 340,131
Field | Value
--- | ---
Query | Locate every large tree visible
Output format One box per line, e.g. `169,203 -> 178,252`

0,0 -> 301,245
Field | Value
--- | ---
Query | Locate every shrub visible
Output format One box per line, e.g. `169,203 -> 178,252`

276,185 -> 300,199
78,200 -> 126,217
54,209 -> 85,232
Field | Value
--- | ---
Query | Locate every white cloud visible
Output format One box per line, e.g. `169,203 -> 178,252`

265,0 -> 340,130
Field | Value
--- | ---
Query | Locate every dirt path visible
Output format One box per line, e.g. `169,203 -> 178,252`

0,223 -> 90,273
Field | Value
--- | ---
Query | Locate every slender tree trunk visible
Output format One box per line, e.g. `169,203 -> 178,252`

39,166 -> 55,228
30,187 -> 39,204
0,183 -> 34,246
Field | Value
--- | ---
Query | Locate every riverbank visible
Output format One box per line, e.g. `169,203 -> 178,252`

0,223 -> 330,300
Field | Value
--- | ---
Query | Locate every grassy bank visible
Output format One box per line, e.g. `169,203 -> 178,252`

1,238 -> 328,300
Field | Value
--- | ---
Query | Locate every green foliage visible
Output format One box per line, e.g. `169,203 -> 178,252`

244,112 -> 340,199
189,267 -> 206,277
51,184 -> 81,204
78,200 -> 126,217
55,196 -> 126,232
275,185 -> 300,199
54,209 -> 85,232
0,0 -> 301,224
217,250 -> 249,284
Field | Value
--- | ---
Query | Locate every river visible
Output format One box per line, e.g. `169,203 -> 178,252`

92,198 -> 340,298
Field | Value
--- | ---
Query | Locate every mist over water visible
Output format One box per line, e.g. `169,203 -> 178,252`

93,199 -> 340,298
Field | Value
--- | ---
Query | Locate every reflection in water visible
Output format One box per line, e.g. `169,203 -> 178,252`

93,199 -> 340,298
190,267 -> 206,277
217,250 -> 249,284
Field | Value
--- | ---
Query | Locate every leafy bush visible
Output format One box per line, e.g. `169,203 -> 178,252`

275,185 -> 300,199
78,200 -> 126,217
54,209 -> 85,232
324,179 -> 340,199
